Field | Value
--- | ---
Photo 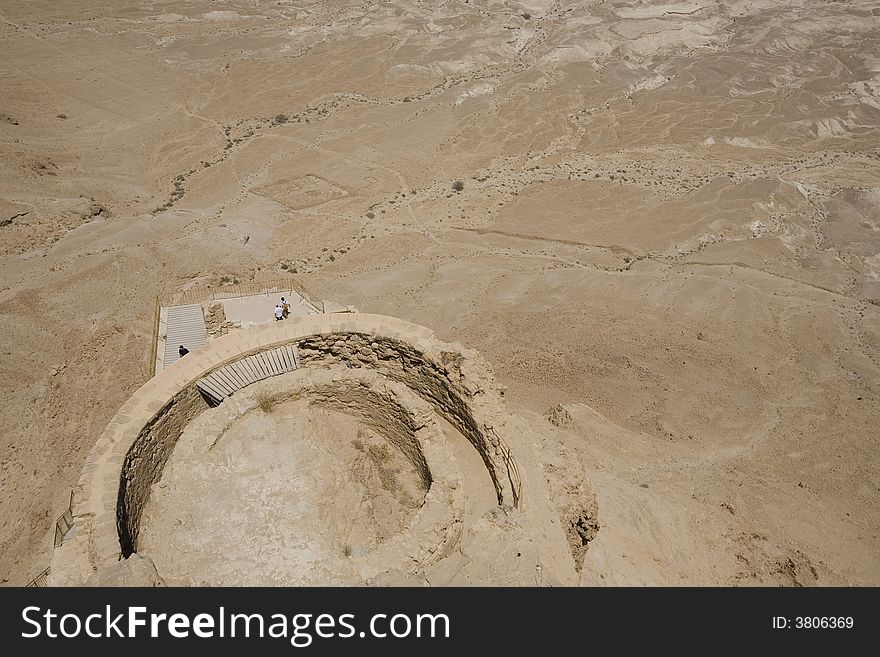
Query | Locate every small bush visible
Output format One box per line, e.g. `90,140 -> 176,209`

365,211 -> 375,219
273,113 -> 289,125
256,390 -> 277,413
367,443 -> 392,464
452,180 -> 464,192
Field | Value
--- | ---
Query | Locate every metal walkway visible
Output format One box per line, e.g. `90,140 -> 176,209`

163,304 -> 207,368
196,344 -> 301,405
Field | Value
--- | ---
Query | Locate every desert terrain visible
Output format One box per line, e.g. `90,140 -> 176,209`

1,0 -> 879,586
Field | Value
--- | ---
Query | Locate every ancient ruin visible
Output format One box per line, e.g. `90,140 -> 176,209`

51,301 -> 597,586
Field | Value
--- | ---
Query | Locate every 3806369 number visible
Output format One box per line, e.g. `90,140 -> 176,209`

795,617 -> 854,629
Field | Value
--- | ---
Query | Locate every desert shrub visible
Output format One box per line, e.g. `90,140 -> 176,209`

367,443 -> 392,464
256,390 -> 276,413
273,113 -> 289,124
452,180 -> 464,192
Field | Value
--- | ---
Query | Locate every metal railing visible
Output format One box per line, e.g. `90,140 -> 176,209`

26,489 -> 74,587
158,276 -> 321,309
26,568 -> 50,588
150,293 -> 162,378
53,489 -> 74,548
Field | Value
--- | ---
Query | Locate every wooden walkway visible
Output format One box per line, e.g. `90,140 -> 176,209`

196,344 -> 301,405
163,304 -> 207,369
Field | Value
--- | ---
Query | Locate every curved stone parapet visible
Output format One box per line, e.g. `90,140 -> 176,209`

51,313 -> 523,585
137,367 -> 465,584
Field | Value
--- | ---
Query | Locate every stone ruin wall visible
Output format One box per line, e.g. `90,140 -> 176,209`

51,314 -> 524,585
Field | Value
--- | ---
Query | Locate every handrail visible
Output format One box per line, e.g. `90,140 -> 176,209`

26,489 -> 74,586
26,567 -> 50,588
150,293 -> 161,377
158,276 -> 321,309
53,489 -> 74,548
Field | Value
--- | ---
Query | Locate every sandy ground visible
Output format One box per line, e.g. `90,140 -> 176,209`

139,399 -> 427,586
1,0 -> 879,585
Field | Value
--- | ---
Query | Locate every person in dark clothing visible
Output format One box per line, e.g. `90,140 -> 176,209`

179,345 -> 189,358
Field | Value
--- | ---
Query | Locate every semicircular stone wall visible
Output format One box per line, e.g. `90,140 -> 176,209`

51,313 -> 523,585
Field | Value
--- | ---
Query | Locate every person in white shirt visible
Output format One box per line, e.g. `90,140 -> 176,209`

274,304 -> 284,321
